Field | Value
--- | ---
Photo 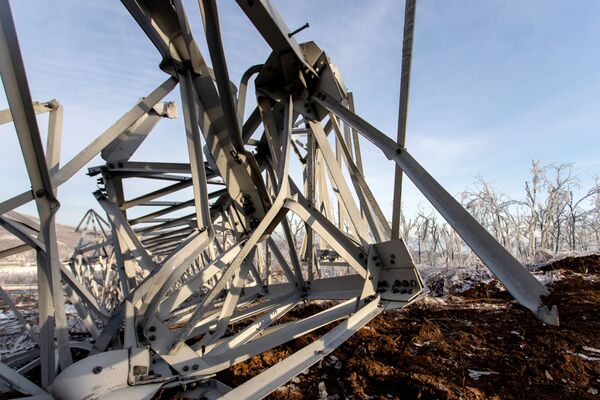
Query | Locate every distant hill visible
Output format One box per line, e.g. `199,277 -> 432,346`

0,217 -> 85,267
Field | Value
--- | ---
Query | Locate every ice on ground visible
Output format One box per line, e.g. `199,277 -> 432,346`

568,351 -> 600,362
583,346 -> 600,354
417,254 -> 583,299
533,270 -> 564,286
510,330 -> 524,340
417,263 -> 495,297
468,369 -> 499,380
318,381 -> 328,400
65,303 -> 78,314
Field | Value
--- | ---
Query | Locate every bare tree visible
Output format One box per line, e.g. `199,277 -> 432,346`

397,162 -> 600,268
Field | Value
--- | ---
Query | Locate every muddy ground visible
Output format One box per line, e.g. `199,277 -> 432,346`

216,255 -> 600,399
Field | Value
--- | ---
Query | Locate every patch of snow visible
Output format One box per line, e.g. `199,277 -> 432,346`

417,263 -> 495,297
413,341 -> 431,347
583,346 -> 600,355
318,381 -> 328,400
510,330 -> 524,340
468,369 -> 498,380
64,303 -> 78,314
568,351 -> 600,362
418,296 -> 447,306
533,271 -> 563,286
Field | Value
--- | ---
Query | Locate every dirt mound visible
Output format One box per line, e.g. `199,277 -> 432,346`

456,279 -> 512,300
538,253 -> 600,274
216,255 -> 600,399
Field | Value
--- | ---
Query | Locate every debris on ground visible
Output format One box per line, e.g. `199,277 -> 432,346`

217,254 -> 600,400
2,254 -> 599,399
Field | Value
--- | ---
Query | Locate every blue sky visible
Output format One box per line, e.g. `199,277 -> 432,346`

1,0 -> 599,225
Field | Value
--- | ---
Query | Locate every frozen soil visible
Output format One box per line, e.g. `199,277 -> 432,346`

217,254 -> 600,400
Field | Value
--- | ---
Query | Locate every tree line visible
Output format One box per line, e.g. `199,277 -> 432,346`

400,161 -> 600,267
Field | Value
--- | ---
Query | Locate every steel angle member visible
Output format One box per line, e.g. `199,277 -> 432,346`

193,298 -> 361,375
204,293 -> 301,356
183,293 -> 296,341
0,361 -> 45,397
282,195 -> 368,279
173,98 -> 294,345
0,0 -> 73,379
0,99 -> 59,125
166,379 -> 232,399
313,92 -> 559,326
157,242 -> 243,319
304,274 -> 364,300
328,115 -> 390,241
101,101 -> 177,162
138,230 -> 214,329
220,295 -> 383,400
308,120 -> 370,246
235,0 -> 312,73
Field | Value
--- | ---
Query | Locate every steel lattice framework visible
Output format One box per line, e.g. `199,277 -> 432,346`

0,0 -> 558,399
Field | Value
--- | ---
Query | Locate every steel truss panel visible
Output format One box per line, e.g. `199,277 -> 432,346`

0,0 -> 559,398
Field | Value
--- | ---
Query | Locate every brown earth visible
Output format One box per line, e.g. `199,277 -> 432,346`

216,254 -> 600,400
537,253 -> 600,275
4,255 -> 599,399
